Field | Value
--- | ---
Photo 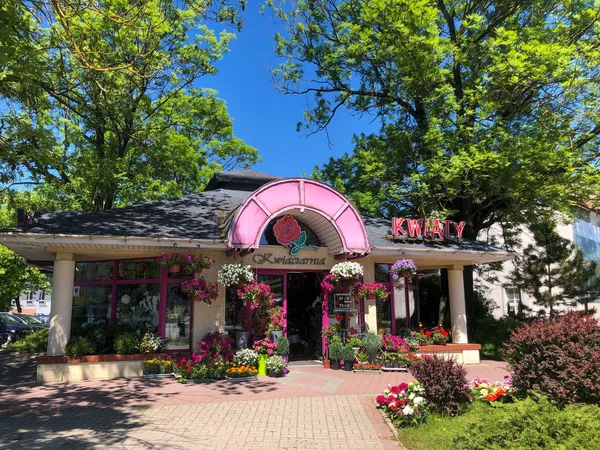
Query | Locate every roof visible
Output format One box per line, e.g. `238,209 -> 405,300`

2,169 -> 513,256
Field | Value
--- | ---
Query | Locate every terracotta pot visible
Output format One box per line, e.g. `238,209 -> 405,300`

169,264 -> 181,273
434,341 -> 447,346
323,360 -> 331,369
400,270 -> 410,278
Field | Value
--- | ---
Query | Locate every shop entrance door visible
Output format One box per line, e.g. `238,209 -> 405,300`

257,271 -> 325,361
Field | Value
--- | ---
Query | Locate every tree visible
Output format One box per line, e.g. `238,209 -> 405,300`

511,220 -> 600,317
1,0 -> 257,210
267,0 -> 600,319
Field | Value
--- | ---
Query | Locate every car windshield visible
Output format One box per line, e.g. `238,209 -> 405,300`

0,314 -> 25,325
17,315 -> 43,324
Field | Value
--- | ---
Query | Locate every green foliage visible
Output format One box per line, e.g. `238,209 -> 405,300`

276,336 -> 290,356
142,359 -> 174,375
396,399 -> 600,450
360,332 -> 381,353
328,341 -> 343,361
341,343 -> 355,361
470,315 -> 521,360
1,0 -> 257,212
269,0 -> 600,243
511,220 -> 600,315
65,336 -> 96,358
113,331 -> 140,355
5,328 -> 48,353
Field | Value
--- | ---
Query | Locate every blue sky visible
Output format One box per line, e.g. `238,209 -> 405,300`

203,3 -> 378,178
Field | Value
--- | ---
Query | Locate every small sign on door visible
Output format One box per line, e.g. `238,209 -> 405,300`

333,293 -> 355,312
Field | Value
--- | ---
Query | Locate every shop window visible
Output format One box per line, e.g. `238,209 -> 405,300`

118,259 -> 160,280
225,286 -> 243,329
375,264 -> 390,283
72,285 -> 112,329
75,262 -> 114,282
260,216 -> 321,246
374,263 -> 419,334
376,297 -> 392,334
165,284 -> 191,350
116,284 -> 160,333
505,287 -> 521,315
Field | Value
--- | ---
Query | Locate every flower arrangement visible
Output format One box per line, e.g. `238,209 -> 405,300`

237,280 -> 276,310
347,337 -> 362,348
156,253 -> 214,274
253,337 -> 278,355
411,323 -> 450,345
470,376 -> 513,405
265,355 -> 286,376
322,323 -> 342,345
430,325 -> 450,344
233,348 -> 258,367
267,306 -> 285,332
376,382 -> 428,427
330,261 -> 364,279
226,365 -> 258,378
174,359 -> 233,381
381,334 -> 408,352
139,332 -> 168,354
357,282 -> 390,300
197,331 -> 234,365
320,274 -> 336,293
217,263 -> 254,287
181,278 -> 219,305
142,358 -> 174,374
391,259 -> 417,280
353,362 -> 382,371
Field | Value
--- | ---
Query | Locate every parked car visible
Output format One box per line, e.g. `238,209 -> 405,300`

12,313 -> 49,329
0,322 -> 8,347
34,314 -> 51,324
0,313 -> 32,346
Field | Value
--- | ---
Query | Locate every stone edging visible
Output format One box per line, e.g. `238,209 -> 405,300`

38,353 -> 169,365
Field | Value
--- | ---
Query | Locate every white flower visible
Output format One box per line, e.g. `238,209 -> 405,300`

480,389 -> 488,397
233,348 -> 258,366
330,261 -> 363,279
409,393 -> 415,400
217,264 -> 255,287
413,396 -> 424,406
402,405 -> 414,416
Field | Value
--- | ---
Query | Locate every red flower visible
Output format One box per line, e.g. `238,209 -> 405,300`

273,215 -> 302,245
486,393 -> 497,402
495,388 -> 505,398
349,313 -> 354,318
185,367 -> 191,373
425,331 -> 431,338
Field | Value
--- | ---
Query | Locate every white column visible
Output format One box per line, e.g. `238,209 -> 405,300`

47,253 -> 75,356
448,266 -> 468,343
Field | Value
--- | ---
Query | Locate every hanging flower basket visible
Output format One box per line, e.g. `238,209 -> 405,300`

391,259 -> 417,280
357,282 -> 390,301
321,262 -> 364,293
169,264 -> 181,274
156,253 -> 214,275
217,264 -> 255,287
181,278 -> 219,305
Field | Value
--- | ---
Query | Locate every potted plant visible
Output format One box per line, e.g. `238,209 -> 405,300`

156,253 -> 185,273
357,282 -> 390,301
360,332 -> 382,363
226,364 -> 258,382
391,259 -> 417,280
217,263 -> 255,287
253,338 -> 277,376
138,332 -> 168,354
348,336 -> 362,353
341,344 -> 355,371
329,341 -> 343,370
180,278 -> 219,305
267,306 -> 285,342
233,348 -> 259,368
381,334 -> 407,352
266,355 -> 286,377
276,336 -> 290,371
431,325 -> 449,345
321,262 -> 364,293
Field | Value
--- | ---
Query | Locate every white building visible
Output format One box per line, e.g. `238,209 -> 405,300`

10,289 -> 52,315
480,207 -> 600,319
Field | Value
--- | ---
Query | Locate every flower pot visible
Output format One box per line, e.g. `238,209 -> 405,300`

400,270 -> 410,278
434,341 -> 447,346
270,330 -> 284,342
367,294 -> 376,300
343,360 -> 353,371
323,359 -> 331,369
258,354 -> 268,376
331,360 -> 340,370
235,331 -> 250,349
169,264 -> 181,274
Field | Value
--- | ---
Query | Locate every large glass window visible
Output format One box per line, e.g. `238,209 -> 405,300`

72,285 -> 112,329
374,263 -> 419,335
75,262 -> 114,282
116,284 -> 160,333
117,259 -> 160,280
165,284 -> 191,350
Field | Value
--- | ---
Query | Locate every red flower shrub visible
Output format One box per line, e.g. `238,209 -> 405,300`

503,312 -> 600,406
409,354 -> 471,415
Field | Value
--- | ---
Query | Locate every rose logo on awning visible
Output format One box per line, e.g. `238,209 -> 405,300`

273,215 -> 318,255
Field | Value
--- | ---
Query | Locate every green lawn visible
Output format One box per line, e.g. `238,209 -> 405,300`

396,398 -> 600,450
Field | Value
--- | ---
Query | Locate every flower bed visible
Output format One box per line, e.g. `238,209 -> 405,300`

353,362 -> 382,373
376,382 -> 428,427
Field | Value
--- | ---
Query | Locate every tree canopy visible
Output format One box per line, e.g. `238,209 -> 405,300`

268,0 -> 600,242
1,0 -> 257,211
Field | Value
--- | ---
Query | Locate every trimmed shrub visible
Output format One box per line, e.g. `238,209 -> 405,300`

65,336 -> 96,357
114,331 -> 140,354
409,355 -> 471,415
451,395 -> 600,450
276,336 -> 289,356
470,315 -> 521,360
503,312 -> 600,406
5,328 -> 48,353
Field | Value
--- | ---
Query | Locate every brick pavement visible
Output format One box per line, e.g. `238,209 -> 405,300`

0,360 -> 509,449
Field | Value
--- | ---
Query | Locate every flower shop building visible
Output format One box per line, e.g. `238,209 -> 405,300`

0,170 -> 514,374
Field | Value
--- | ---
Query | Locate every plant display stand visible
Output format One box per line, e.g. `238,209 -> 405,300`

381,367 -> 409,372
226,376 -> 258,383
143,373 -> 173,379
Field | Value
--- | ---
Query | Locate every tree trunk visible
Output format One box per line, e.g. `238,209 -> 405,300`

15,297 -> 22,313
440,269 -> 449,326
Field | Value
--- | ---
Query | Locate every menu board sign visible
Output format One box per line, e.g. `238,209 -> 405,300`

333,293 -> 354,312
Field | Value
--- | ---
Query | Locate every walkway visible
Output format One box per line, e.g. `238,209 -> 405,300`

0,360 -> 509,449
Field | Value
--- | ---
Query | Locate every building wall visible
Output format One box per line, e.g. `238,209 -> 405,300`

10,289 -> 52,315
478,209 -> 600,319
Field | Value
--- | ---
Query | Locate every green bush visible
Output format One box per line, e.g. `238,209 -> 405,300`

276,336 -> 289,356
142,359 -> 174,374
5,329 -> 48,353
451,396 -> 600,449
329,341 -> 343,361
470,315 -> 521,360
114,331 -> 140,354
65,336 -> 96,357
341,343 -> 355,362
